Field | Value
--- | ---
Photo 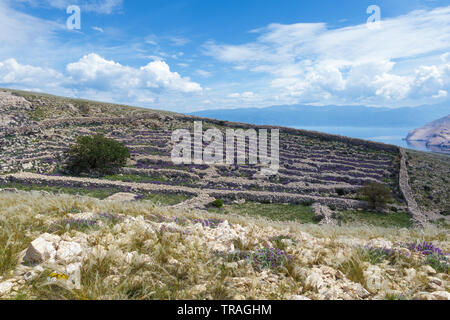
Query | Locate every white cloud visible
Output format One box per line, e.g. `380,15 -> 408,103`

167,36 -> 191,47
228,91 -> 256,100
0,54 -> 203,110
433,90 -> 448,98
66,53 -> 202,93
144,34 -> 190,47
196,69 -> 211,77
1,1 -> 449,111
144,34 -> 158,46
92,26 -> 104,32
0,58 -> 63,87
0,1 -> 62,48
205,6 -> 450,106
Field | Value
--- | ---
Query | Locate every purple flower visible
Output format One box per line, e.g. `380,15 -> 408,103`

407,241 -> 446,256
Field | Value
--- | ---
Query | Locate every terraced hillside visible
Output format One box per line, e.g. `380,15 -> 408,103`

0,89 -> 448,225
1,89 -> 449,301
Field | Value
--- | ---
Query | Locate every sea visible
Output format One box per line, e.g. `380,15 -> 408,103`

291,126 -> 443,153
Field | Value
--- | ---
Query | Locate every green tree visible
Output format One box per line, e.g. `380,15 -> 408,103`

211,199 -> 224,208
66,134 -> 130,175
360,182 -> 393,209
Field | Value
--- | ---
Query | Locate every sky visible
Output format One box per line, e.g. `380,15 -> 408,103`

0,0 -> 449,112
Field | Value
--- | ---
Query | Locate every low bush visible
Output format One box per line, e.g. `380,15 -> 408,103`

65,134 -> 130,175
211,199 -> 224,208
359,182 -> 393,209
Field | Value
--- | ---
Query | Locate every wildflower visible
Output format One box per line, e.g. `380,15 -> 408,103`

407,242 -> 445,256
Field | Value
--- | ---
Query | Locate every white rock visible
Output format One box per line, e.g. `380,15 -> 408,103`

431,291 -> 450,300
22,162 -> 33,170
404,268 -> 416,281
65,262 -> 82,276
168,257 -> 180,265
56,241 -> 83,264
40,233 -> 61,243
355,284 -> 371,298
428,277 -> 443,286
65,263 -> 82,290
24,270 -> 39,282
124,251 -> 139,265
291,295 -> 311,300
67,212 -> 98,220
105,192 -> 139,202
0,281 -> 14,296
191,284 -> 207,294
104,275 -> 121,286
24,233 -> 60,264
364,265 -> 383,291
414,292 -> 437,300
432,291 -> 450,300
305,272 -> 324,291
420,265 -> 436,275
34,265 -> 45,273
90,245 -> 107,260
367,238 -> 392,249
225,262 -> 238,269
428,282 -> 444,291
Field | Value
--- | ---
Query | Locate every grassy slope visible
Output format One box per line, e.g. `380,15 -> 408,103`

207,202 -> 412,228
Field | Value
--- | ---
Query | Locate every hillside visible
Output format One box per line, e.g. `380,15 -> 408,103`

0,88 -> 449,300
406,115 -> 450,153
1,89 -> 449,217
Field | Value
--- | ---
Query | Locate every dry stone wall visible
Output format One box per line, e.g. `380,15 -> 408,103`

398,148 -> 427,226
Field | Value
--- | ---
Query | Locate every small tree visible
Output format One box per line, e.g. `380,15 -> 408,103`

66,134 -> 130,175
211,199 -> 224,208
360,182 -> 393,209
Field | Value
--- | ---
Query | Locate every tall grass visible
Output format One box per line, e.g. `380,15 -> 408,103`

0,190 -> 448,300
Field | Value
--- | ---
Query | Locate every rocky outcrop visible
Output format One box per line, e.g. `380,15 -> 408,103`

24,233 -> 83,265
0,233 -> 86,297
312,203 -> 337,225
406,115 -> 450,152
105,192 -> 140,202
0,91 -> 33,128
171,193 -> 216,210
24,233 -> 60,264
0,281 -> 14,296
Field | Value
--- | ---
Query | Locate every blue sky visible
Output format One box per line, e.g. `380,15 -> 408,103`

0,0 -> 449,112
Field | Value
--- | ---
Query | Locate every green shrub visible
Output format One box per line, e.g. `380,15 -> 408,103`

425,254 -> 449,273
66,134 -> 130,175
301,199 -> 314,206
359,182 -> 393,209
336,188 -> 347,196
211,199 -> 224,208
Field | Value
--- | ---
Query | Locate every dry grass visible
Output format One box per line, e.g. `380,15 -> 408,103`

0,191 -> 448,300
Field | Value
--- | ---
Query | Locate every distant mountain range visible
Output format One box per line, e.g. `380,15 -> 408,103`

190,103 -> 450,128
